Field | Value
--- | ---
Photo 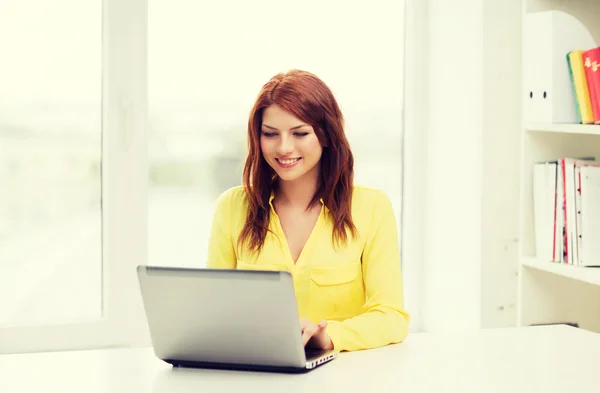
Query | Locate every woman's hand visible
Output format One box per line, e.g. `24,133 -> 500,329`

300,318 -> 334,350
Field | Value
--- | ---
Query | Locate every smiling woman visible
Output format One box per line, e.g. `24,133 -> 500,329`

206,70 -> 410,352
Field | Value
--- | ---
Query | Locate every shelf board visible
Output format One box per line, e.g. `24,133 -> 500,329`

521,257 -> 600,286
526,123 -> 600,135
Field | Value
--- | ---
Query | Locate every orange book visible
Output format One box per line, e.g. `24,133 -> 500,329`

583,47 -> 600,124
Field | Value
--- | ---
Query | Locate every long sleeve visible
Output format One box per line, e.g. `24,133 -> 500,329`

325,190 -> 410,351
206,189 -> 237,269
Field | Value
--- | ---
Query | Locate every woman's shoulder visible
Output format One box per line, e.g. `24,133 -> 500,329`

351,185 -> 396,217
350,185 -> 398,239
351,184 -> 391,204
213,186 -> 249,216
216,185 -> 248,203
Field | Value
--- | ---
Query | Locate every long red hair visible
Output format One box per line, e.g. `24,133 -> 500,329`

239,69 -> 357,253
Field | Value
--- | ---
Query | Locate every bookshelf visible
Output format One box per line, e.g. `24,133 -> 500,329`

526,123 -> 600,135
518,0 -> 600,333
521,257 -> 600,286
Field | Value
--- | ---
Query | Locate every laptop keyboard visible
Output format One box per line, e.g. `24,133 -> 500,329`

304,348 -> 330,362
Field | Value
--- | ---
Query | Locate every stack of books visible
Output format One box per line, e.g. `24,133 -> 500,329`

567,47 -> 600,124
533,158 -> 600,266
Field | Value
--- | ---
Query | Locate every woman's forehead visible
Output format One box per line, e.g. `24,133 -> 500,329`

262,104 -> 309,130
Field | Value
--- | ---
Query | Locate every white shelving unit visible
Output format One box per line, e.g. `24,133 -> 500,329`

517,0 -> 600,333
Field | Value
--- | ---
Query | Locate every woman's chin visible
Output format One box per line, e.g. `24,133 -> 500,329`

275,171 -> 301,182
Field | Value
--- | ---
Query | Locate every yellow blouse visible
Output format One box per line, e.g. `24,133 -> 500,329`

206,185 -> 410,351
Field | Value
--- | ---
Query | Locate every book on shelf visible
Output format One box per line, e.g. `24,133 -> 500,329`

533,157 -> 600,266
567,46 -> 600,124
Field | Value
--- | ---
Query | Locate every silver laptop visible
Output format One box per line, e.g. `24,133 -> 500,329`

136,265 -> 339,373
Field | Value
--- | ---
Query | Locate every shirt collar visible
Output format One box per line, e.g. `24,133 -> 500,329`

268,192 -> 329,217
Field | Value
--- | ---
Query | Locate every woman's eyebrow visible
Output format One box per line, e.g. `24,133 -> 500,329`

262,124 -> 308,131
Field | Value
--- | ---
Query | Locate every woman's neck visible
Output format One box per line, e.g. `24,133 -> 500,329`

275,173 -> 320,210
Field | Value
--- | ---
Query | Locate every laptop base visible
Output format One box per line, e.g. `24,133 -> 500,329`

164,358 -> 328,374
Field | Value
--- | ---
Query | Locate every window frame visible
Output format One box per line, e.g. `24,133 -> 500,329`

0,0 -> 150,354
400,0 -> 427,333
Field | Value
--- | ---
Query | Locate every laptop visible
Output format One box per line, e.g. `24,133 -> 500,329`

136,265 -> 339,373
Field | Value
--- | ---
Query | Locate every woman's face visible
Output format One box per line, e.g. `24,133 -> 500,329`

260,104 -> 323,182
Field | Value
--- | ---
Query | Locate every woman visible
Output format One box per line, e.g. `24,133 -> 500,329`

207,69 -> 409,352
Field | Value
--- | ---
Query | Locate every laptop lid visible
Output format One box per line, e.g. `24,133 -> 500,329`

136,265 -> 310,369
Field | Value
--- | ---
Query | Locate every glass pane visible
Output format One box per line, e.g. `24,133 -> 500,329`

0,1 -> 102,326
148,0 -> 404,268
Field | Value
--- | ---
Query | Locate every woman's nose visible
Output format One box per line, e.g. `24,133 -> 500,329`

277,135 -> 294,155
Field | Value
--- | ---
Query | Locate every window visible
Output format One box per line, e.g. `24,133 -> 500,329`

148,0 -> 405,269
0,0 -> 146,353
0,0 -> 101,327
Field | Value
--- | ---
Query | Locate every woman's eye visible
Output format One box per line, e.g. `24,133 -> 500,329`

262,132 -> 277,137
295,132 -> 309,137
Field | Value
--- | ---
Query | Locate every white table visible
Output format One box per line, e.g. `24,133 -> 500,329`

1,325 -> 598,393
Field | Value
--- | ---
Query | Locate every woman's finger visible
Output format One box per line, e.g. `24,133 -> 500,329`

302,324 -> 319,346
299,318 -> 310,329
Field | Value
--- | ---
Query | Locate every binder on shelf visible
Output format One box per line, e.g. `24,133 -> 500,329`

579,167 -> 600,266
533,161 -> 558,262
524,11 -> 596,124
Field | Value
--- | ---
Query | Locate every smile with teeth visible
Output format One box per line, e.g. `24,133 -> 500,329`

277,158 -> 300,165
275,157 -> 301,168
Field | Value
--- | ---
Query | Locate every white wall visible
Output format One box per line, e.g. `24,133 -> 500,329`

412,0 -> 522,331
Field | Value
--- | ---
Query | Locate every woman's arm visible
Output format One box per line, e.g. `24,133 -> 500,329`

206,189 -> 237,269
325,190 -> 410,351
